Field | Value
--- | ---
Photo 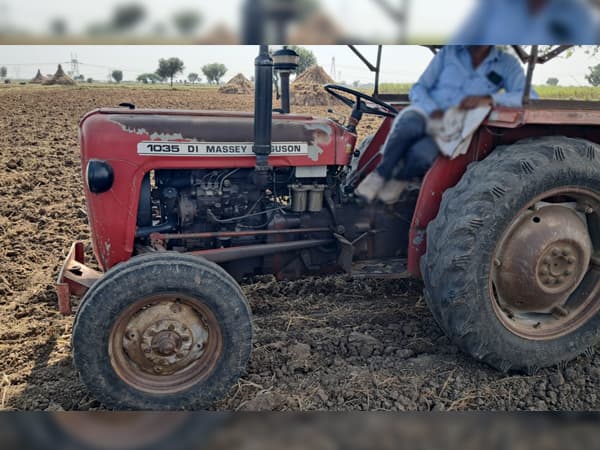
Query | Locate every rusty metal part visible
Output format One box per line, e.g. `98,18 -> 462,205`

109,293 -> 222,394
490,188 -> 600,340
55,241 -> 102,315
189,238 -> 334,263
150,227 -> 330,241
351,258 -> 411,279
52,412 -> 189,449
494,205 -> 592,313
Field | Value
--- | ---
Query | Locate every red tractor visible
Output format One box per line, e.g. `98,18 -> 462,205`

57,45 -> 600,410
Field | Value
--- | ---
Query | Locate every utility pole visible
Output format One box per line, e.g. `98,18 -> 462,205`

70,53 -> 80,78
330,57 -> 337,81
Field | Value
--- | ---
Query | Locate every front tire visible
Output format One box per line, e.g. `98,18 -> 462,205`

422,137 -> 600,372
73,252 -> 252,410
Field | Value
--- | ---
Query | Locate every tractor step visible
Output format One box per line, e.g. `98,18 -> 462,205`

351,258 -> 411,279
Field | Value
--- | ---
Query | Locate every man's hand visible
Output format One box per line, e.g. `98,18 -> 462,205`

430,110 -> 444,119
459,95 -> 493,110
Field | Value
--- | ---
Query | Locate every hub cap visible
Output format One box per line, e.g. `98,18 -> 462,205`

109,294 -> 222,394
491,188 -> 600,339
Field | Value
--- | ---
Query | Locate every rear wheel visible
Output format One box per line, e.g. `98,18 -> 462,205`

422,137 -> 600,372
73,252 -> 252,410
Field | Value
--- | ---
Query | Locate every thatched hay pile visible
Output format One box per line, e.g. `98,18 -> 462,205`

30,69 -> 47,84
291,65 -> 336,106
218,73 -> 254,94
43,64 -> 76,86
290,12 -> 345,44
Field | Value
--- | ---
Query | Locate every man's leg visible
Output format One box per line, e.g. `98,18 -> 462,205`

377,136 -> 439,205
356,111 -> 428,202
396,135 -> 439,180
376,111 -> 428,179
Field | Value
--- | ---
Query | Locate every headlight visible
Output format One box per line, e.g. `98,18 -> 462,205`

86,159 -> 114,194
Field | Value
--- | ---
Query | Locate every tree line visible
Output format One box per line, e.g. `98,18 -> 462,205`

115,58 -> 228,87
111,47 -> 317,87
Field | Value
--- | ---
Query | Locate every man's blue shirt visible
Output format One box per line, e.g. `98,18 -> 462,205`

409,46 -> 532,116
452,0 -> 600,44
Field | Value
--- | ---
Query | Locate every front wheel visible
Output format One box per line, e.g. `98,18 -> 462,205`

422,137 -> 600,372
73,252 -> 252,410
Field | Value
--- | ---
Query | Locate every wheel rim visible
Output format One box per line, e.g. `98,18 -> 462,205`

109,293 -> 223,394
490,186 -> 600,340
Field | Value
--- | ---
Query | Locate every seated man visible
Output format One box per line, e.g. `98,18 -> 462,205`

356,45 -> 530,204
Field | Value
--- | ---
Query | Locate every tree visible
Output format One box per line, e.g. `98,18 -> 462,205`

0,67 -> 7,79
111,70 -> 123,83
188,73 -> 200,83
50,18 -> 68,35
74,74 -> 85,81
87,77 -> 94,83
202,63 -> 227,85
173,10 -> 203,35
137,73 -> 161,84
288,45 -> 317,75
111,3 -> 146,31
546,77 -> 559,86
586,64 -> 600,87
156,57 -> 185,87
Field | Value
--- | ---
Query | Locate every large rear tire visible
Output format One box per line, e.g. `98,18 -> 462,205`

422,137 -> 600,372
73,252 -> 252,410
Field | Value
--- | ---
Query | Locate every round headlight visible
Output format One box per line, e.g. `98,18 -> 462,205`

86,159 -> 114,194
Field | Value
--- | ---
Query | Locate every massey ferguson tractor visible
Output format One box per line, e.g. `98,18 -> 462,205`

57,45 -> 600,410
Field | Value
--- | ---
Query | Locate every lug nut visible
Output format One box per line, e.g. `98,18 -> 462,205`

551,248 -> 561,257
540,269 -> 549,276
154,367 -> 163,374
564,270 -> 573,276
567,256 -> 576,264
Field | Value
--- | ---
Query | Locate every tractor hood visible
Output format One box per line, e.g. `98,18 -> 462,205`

80,108 -> 354,166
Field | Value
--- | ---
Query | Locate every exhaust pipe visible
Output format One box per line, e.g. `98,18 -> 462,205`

253,45 -> 273,173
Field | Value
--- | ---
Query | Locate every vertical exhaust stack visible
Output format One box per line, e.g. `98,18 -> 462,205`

253,45 -> 274,173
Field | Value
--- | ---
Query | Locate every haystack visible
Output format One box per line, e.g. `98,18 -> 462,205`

218,73 -> 254,94
43,64 -> 76,86
30,69 -> 47,84
291,65 -> 336,106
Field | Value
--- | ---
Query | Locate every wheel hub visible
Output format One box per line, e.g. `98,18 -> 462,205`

121,301 -> 209,376
494,204 -> 592,313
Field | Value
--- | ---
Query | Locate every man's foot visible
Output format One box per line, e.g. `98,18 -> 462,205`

355,171 -> 386,203
377,179 -> 409,205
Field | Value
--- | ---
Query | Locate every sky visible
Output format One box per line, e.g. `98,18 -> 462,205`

0,0 -> 475,41
0,45 -> 598,86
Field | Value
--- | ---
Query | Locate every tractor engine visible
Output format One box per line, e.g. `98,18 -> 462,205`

135,166 -> 336,277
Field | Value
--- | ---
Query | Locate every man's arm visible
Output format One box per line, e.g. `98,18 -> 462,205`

490,53 -> 530,107
409,47 -> 446,116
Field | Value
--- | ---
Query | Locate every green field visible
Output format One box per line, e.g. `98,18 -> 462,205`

376,83 -> 600,100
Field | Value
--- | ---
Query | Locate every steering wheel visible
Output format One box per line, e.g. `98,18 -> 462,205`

324,84 -> 398,118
